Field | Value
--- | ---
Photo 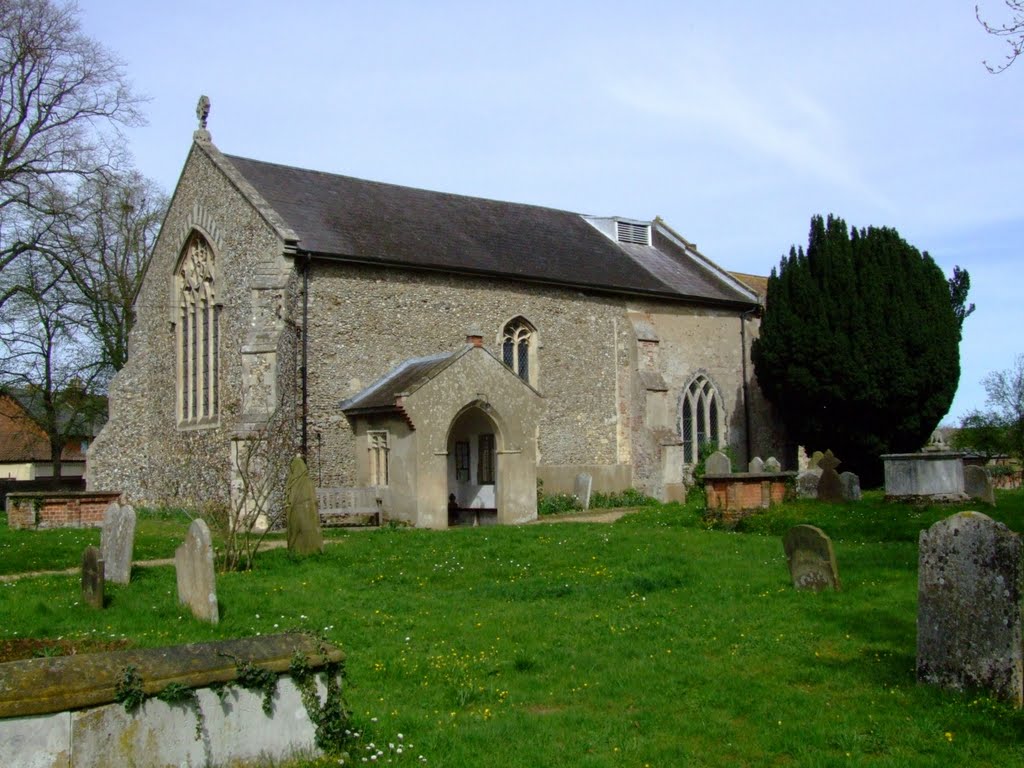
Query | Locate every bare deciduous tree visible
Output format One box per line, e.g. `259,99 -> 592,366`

54,170 -> 167,380
978,1 -> 1024,72
954,354 -> 1024,467
0,250 -> 104,477
0,0 -> 144,308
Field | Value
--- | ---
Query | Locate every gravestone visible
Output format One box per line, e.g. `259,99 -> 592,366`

705,450 -> 731,475
839,471 -> 861,502
81,547 -> 104,609
100,502 -> 136,585
286,456 -> 323,555
748,457 -> 764,474
809,450 -> 824,470
783,525 -> 841,591
817,450 -> 843,503
917,512 -> 1022,707
963,465 -> 995,506
574,472 -> 593,510
175,519 -> 219,624
764,457 -> 782,473
796,469 -> 822,499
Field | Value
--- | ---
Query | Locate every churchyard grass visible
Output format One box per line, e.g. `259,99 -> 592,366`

2,492 -> 1024,766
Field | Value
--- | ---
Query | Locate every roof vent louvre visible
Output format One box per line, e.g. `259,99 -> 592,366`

616,220 -> 651,245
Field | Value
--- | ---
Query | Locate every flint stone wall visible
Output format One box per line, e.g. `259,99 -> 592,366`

87,139 -> 787,509
87,141 -> 300,507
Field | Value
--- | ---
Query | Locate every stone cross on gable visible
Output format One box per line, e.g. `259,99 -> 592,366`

194,95 -> 211,141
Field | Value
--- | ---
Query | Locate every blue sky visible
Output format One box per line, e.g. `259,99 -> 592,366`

78,0 -> 1024,423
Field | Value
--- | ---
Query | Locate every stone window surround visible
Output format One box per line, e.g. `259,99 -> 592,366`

368,429 -> 390,487
680,372 -> 725,465
500,315 -> 538,386
175,230 -> 222,429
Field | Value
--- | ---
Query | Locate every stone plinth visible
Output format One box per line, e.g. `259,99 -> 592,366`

882,452 -> 967,501
0,634 -> 345,767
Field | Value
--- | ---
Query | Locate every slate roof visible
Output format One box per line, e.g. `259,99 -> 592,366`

339,351 -> 463,414
224,154 -> 757,308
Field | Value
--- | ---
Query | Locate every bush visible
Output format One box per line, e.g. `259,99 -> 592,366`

589,488 -> 659,509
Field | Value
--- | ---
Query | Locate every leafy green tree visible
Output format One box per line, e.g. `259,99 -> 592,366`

953,354 -> 1024,464
751,214 -> 968,485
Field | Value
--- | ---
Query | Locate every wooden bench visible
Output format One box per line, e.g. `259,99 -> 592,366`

316,487 -> 384,527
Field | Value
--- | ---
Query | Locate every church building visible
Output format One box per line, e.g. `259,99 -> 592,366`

87,106 -> 787,527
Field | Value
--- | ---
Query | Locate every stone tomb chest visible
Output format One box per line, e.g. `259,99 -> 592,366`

882,452 -> 967,502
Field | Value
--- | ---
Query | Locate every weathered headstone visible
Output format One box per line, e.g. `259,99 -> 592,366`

286,456 -> 323,555
764,457 -> 782,473
705,450 -> 731,475
817,450 -> 843,503
175,519 -> 219,624
839,471 -> 861,502
748,457 -> 764,474
809,450 -> 824,470
917,512 -> 1022,707
81,547 -> 104,609
783,525 -> 841,591
963,465 -> 995,506
100,502 -> 136,585
574,472 -> 593,510
796,469 -> 822,499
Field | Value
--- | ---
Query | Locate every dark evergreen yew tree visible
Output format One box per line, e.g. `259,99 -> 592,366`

751,214 -> 970,486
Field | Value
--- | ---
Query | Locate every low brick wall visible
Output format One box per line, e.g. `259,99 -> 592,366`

0,633 -> 345,768
6,491 -> 123,530
704,472 -> 795,524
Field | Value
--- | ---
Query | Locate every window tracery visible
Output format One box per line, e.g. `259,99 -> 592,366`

681,374 -> 723,464
177,232 -> 220,426
502,317 -> 536,385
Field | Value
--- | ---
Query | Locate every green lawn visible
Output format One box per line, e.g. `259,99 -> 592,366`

2,492 -> 1023,766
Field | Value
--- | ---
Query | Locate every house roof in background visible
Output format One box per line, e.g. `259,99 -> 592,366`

222,152 -> 758,308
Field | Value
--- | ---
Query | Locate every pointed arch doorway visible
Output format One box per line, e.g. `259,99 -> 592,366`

446,404 -> 500,526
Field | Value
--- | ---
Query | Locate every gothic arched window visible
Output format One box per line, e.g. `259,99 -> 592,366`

177,232 -> 220,425
681,374 -> 724,465
502,317 -> 536,385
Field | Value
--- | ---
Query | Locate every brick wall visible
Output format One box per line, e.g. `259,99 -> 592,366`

704,474 -> 793,525
6,492 -> 122,530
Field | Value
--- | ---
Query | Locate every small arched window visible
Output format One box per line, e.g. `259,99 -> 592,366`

681,374 -> 723,464
177,232 -> 220,425
502,317 -> 536,385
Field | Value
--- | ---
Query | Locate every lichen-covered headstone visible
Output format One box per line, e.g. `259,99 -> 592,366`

764,457 -> 782,473
796,469 -> 822,499
809,450 -> 824,470
705,450 -> 731,475
286,456 -> 323,555
816,450 -> 843,503
839,471 -> 861,502
783,525 -> 841,591
100,502 -> 136,584
574,472 -> 593,510
917,512 -> 1022,707
175,519 -> 219,624
81,547 -> 104,609
963,465 -> 995,506
748,457 -> 764,473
